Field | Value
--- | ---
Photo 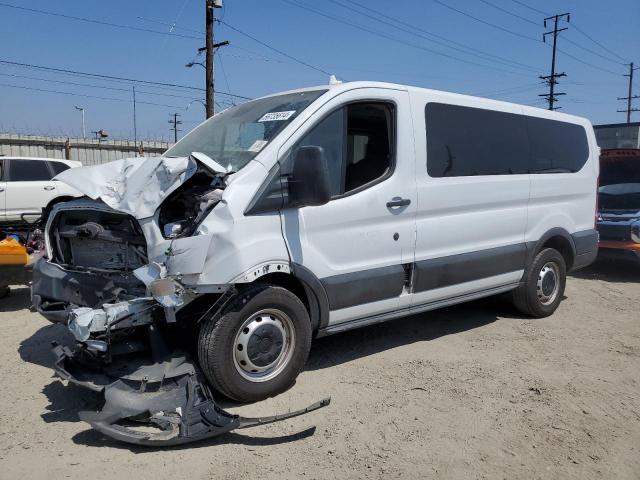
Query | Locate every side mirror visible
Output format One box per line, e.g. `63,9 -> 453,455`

288,145 -> 332,207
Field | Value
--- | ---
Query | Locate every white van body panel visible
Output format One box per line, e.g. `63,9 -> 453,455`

34,81 -> 599,335
522,107 -> 599,244
277,87 -> 418,323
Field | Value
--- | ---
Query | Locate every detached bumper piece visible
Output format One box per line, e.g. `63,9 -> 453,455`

51,343 -> 330,446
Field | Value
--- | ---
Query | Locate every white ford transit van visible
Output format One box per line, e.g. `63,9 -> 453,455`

32,82 -> 598,444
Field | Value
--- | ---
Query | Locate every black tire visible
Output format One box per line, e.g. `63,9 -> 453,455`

198,284 -> 312,403
512,247 -> 566,318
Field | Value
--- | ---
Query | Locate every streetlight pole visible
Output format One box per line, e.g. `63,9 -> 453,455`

74,106 -> 86,139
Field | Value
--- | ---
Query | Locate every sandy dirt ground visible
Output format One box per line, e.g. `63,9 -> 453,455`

0,258 -> 638,480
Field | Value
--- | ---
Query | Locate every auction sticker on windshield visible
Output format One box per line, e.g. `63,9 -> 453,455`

258,110 -> 296,122
248,140 -> 268,152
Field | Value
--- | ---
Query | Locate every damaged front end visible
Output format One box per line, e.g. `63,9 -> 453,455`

32,154 -> 329,446
52,328 -> 328,446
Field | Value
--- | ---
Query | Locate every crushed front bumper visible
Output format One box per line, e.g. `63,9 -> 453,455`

31,258 -> 146,324
51,343 -> 330,446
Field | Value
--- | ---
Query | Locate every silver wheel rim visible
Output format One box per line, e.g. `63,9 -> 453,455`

537,261 -> 560,306
233,309 -> 296,383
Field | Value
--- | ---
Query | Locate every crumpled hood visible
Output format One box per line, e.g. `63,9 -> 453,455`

55,153 -> 226,219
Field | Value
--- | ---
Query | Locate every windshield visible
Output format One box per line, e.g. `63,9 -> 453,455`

165,89 -> 327,172
599,156 -> 640,210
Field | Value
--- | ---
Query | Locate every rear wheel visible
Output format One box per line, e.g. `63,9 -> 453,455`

198,284 -> 312,403
512,247 -> 566,318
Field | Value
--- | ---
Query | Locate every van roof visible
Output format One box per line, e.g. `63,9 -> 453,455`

258,80 -> 590,125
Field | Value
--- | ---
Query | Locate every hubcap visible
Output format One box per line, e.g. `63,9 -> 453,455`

233,309 -> 295,382
537,262 -> 560,306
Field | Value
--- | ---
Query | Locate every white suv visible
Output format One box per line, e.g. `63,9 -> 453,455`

0,156 -> 82,223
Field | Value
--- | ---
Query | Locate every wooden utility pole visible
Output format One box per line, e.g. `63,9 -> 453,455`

539,13 -> 569,111
617,62 -> 639,124
205,0 -> 215,118
132,85 -> 138,147
169,113 -> 182,143
204,0 -> 227,118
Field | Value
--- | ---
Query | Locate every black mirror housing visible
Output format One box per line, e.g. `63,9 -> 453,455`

289,146 -> 332,207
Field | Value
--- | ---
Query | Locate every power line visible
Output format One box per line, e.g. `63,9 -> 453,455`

0,71 -> 206,101
481,0 -> 624,66
508,0 -> 549,17
562,37 -> 625,66
0,82 -> 186,108
556,48 -> 623,76
217,54 -> 234,105
431,0 -> 539,42
217,20 -> 332,76
506,0 -> 629,63
430,0 -> 625,78
331,0 -> 540,73
571,22 -> 629,63
0,2 -> 201,40
471,82 -> 544,97
282,0 -> 532,77
0,59 -> 251,98
477,0 -> 539,27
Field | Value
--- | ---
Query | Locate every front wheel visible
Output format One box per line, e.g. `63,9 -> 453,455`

512,247 -> 567,318
198,284 -> 312,403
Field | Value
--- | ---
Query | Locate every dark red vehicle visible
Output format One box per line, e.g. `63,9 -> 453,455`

597,149 -> 640,262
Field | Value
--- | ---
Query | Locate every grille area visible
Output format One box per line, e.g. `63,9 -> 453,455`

50,205 -> 147,271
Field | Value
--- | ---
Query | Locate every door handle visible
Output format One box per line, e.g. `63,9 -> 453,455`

386,198 -> 411,208
44,186 -> 55,191
0,187 -> 4,192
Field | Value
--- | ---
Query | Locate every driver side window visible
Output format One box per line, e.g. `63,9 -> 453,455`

295,101 -> 394,197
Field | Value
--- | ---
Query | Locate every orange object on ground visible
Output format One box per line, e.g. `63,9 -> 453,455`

0,237 -> 29,266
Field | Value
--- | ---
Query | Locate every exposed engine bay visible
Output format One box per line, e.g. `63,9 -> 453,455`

49,203 -> 148,271
31,154 -> 329,445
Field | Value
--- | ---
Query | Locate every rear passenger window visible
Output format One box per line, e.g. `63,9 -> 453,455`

526,117 -> 589,173
295,101 -> 394,196
425,103 -> 529,177
49,161 -> 71,176
9,160 -> 53,181
425,102 -> 590,177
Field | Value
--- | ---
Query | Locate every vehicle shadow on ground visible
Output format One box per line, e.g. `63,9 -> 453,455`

19,321 -> 321,451
18,322 -> 72,368
570,257 -> 639,283
18,293 -> 517,452
18,322 -> 87,425
306,296 -> 514,372
0,286 -> 32,313
70,425 -> 318,452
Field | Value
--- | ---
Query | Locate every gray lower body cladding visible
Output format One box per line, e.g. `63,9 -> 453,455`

31,258 -> 146,324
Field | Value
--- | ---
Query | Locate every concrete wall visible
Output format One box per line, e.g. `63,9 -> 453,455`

0,134 -> 173,165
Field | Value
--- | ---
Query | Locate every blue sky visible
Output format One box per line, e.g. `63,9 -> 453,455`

0,0 -> 637,141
